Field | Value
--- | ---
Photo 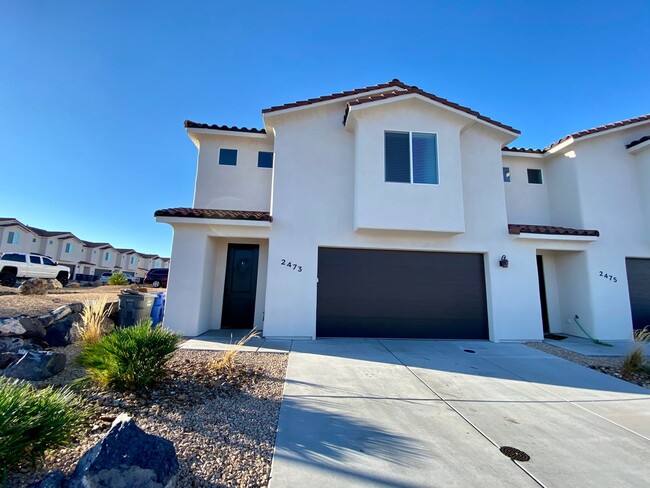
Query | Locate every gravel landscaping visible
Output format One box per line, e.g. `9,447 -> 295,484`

526,341 -> 650,389
0,285 -> 166,317
7,348 -> 288,488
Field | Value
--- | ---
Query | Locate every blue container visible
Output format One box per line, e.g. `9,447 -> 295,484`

150,292 -> 166,326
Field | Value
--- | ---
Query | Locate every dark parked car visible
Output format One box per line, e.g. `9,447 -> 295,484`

144,268 -> 168,288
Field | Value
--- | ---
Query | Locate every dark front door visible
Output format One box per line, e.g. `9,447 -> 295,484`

536,255 -> 550,334
316,248 -> 489,339
221,244 -> 259,329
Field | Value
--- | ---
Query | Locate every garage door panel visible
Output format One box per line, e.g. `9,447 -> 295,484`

317,248 -> 488,339
626,258 -> 650,330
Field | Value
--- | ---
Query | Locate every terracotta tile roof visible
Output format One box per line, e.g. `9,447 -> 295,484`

26,226 -> 74,238
626,135 -> 650,149
502,147 -> 544,154
82,240 -> 112,249
262,79 -> 410,114
154,207 -> 273,222
184,120 -> 266,134
545,114 -> 650,152
344,87 -> 520,134
508,224 -> 599,237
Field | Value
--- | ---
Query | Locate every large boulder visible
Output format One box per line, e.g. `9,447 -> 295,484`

18,317 -> 46,338
43,317 -> 76,347
0,352 -> 19,369
68,414 -> 179,488
0,318 -> 25,336
18,278 -> 60,295
2,350 -> 66,380
0,336 -> 41,353
28,470 -> 65,488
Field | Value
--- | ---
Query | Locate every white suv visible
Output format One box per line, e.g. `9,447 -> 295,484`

0,253 -> 70,287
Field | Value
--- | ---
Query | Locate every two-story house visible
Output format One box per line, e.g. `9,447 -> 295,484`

153,79 -> 647,342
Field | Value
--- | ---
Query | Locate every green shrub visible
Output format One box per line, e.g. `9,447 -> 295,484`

108,272 -> 129,286
0,378 -> 87,477
78,319 -> 181,390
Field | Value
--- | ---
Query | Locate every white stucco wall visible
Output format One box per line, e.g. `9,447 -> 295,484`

350,99 -> 466,233
503,154 -> 551,225
192,131 -> 274,212
261,101 -> 543,341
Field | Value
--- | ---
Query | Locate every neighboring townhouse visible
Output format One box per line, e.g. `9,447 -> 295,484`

156,79 -> 650,342
0,218 -> 169,280
0,218 -> 40,254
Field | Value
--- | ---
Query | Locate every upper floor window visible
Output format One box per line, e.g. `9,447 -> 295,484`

105,251 -> 111,261
385,131 -> 439,185
48,240 -> 53,245
258,151 -> 274,168
65,243 -> 73,253
503,167 -> 511,183
527,169 -> 543,184
6,231 -> 19,244
130,256 -> 136,265
219,148 -> 238,166
32,238 -> 36,243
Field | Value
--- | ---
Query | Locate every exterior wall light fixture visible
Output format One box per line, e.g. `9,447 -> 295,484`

499,255 -> 509,268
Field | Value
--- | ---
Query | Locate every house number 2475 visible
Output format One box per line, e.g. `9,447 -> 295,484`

281,259 -> 303,272
599,271 -> 617,283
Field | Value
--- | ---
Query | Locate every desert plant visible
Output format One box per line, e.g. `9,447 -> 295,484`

210,329 -> 259,374
621,326 -> 650,377
107,272 -> 129,286
75,294 -> 112,344
0,378 -> 88,480
78,318 -> 181,390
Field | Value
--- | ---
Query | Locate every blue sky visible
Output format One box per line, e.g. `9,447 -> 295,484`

1,1 -> 648,257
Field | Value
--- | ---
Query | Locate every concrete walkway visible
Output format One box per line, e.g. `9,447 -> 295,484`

269,339 -> 650,488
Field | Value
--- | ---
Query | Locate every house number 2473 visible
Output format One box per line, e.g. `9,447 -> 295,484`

281,259 -> 303,272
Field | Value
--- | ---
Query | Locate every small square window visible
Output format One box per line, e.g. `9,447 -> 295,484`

219,148 -> 237,166
527,169 -> 543,184
258,151 -> 274,168
503,167 -> 511,183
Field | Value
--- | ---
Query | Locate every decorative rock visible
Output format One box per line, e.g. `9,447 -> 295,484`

0,336 -> 25,352
28,470 -> 65,488
18,278 -> 53,295
91,280 -> 102,287
0,318 -> 26,336
0,352 -> 19,369
50,305 -> 72,322
68,414 -> 179,488
50,279 -> 63,290
18,317 -> 46,338
67,281 -> 81,288
69,302 -> 85,314
43,317 -> 75,347
2,350 -> 66,380
0,336 -> 41,353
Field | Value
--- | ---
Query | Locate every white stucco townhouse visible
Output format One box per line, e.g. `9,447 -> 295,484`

156,79 -> 650,342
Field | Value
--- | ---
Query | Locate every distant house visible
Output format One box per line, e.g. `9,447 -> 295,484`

156,78 -> 650,342
0,218 -> 169,281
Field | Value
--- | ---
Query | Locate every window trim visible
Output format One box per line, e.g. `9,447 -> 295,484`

384,131 -> 440,186
218,148 -> 238,166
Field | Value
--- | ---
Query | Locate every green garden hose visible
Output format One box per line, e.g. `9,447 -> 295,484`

573,315 -> 613,347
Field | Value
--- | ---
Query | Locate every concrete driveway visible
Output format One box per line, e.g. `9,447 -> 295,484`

269,339 -> 650,488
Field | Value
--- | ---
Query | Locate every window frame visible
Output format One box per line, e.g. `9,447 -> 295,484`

384,131 -> 440,186
527,168 -> 543,185
503,167 -> 511,183
218,148 -> 238,166
7,231 -> 19,244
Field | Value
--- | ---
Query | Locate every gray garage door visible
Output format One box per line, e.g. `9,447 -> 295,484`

316,248 -> 489,339
625,258 -> 650,330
